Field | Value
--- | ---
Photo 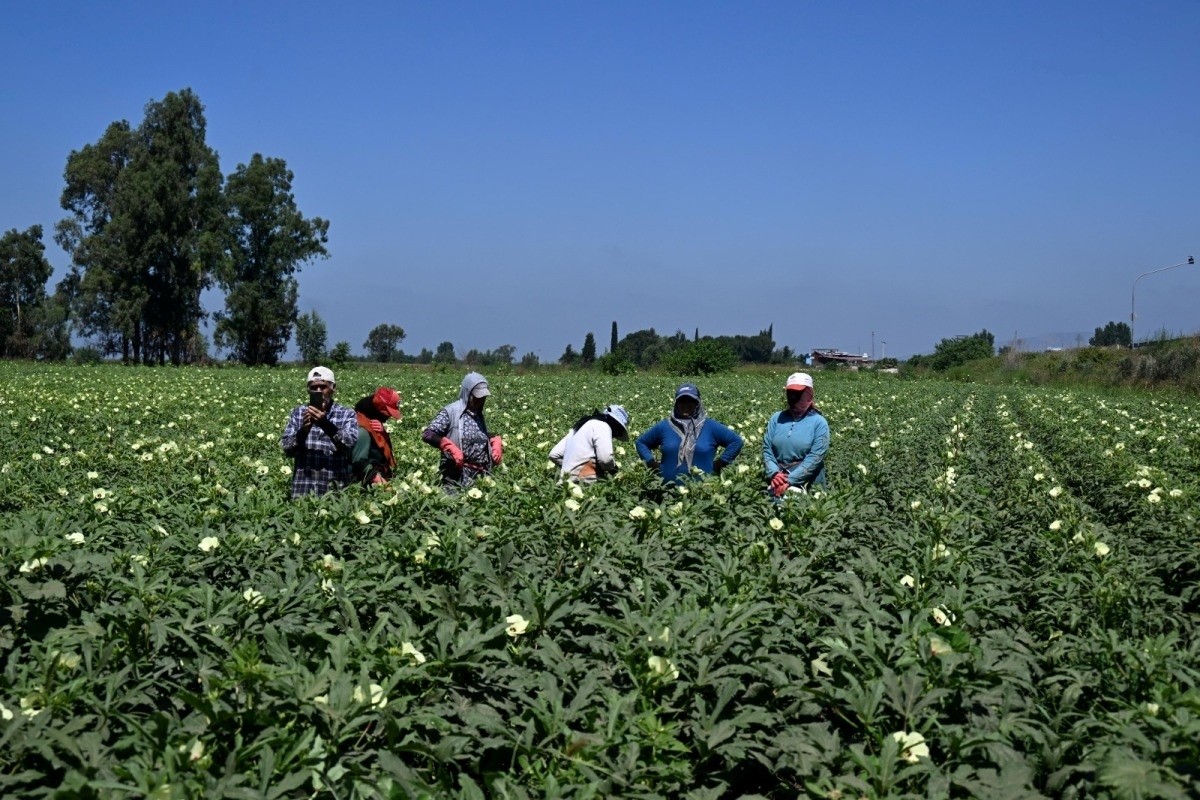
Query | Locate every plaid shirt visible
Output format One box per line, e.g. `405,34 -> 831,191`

281,402 -> 359,498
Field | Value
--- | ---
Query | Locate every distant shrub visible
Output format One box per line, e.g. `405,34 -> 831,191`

72,347 -> 104,365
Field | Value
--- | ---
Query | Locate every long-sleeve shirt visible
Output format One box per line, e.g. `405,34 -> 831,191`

280,402 -> 359,498
549,419 -> 616,482
762,409 -> 829,488
635,419 -> 743,484
422,407 -> 491,486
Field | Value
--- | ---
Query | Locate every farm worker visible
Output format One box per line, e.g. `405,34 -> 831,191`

421,372 -> 503,489
351,387 -> 403,487
280,366 -> 359,498
636,383 -> 743,484
763,372 -> 829,496
549,404 -> 630,482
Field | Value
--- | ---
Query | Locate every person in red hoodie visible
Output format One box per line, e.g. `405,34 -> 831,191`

351,387 -> 403,486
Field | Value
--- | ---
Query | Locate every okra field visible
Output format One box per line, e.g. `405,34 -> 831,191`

2,362 -> 1198,799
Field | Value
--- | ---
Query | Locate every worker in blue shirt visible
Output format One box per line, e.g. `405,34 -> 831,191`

764,372 -> 829,496
636,383 -> 743,484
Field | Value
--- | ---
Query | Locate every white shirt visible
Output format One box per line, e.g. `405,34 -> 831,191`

549,419 -> 616,482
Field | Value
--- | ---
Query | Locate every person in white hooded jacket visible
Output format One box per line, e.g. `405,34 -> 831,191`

549,405 -> 630,483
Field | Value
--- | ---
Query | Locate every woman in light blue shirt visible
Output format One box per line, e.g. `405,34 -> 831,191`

763,372 -> 829,495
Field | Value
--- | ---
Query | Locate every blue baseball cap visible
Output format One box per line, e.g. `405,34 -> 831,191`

674,383 -> 700,401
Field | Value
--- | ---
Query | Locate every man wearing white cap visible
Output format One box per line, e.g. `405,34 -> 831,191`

763,372 -> 829,495
280,366 -> 360,498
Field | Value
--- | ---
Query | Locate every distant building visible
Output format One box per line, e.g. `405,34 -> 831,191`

810,348 -> 873,367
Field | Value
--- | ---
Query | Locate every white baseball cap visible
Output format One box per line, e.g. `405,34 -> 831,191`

306,366 -> 336,387
785,372 -> 813,390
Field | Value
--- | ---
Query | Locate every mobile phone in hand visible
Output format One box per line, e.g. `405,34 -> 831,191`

308,390 -> 324,409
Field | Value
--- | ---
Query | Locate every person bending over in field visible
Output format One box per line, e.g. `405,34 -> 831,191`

421,372 -> 502,490
280,366 -> 359,498
763,372 -> 829,497
549,404 -> 630,483
351,387 -> 403,487
636,383 -> 743,484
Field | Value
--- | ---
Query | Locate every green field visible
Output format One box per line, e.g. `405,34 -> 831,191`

2,363 -> 1198,798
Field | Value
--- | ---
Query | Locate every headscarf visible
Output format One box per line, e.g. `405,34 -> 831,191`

670,389 -> 708,471
787,386 -> 815,419
442,372 -> 490,450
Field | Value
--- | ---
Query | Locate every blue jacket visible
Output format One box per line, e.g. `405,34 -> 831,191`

763,409 -> 829,487
636,419 -> 744,484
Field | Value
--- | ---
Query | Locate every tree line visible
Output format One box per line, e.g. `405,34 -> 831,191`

2,88 -> 329,366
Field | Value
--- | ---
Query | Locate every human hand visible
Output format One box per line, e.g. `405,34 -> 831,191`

489,435 -> 503,465
439,437 -> 464,468
771,471 -> 789,497
367,419 -> 383,434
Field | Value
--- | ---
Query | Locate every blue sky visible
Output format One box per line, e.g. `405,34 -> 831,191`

3,1 -> 1197,360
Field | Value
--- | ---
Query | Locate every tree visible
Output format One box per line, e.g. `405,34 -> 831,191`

329,341 -> 352,368
520,351 -> 540,368
492,344 -> 516,364
364,323 -> 406,362
294,310 -> 327,364
0,225 -> 55,358
57,88 -> 224,364
214,154 -> 329,365
434,341 -> 456,364
928,329 -> 995,371
661,339 -> 738,375
560,343 -> 578,366
1090,321 -> 1131,348
581,333 -> 596,366
610,321 -> 618,354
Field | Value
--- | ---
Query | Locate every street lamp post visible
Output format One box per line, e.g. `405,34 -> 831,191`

881,340 -> 887,360
1131,256 -> 1195,347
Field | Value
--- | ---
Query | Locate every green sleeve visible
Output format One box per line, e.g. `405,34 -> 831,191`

351,427 -> 370,468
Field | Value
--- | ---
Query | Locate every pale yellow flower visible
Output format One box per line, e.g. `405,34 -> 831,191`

466,487 -> 483,499
354,510 -> 371,525
929,635 -> 953,656
242,588 -> 265,608
930,606 -> 954,627
564,498 -> 581,512
199,536 -> 220,552
1049,520 -> 1062,531
352,683 -> 388,708
769,518 -> 784,531
20,557 -> 49,574
1094,541 -> 1111,557
506,614 -> 530,637
647,655 -> 680,681
1049,486 -> 1063,498
900,574 -> 916,589
629,506 -> 647,520
66,532 -> 85,545
891,731 -> 930,763
401,641 -> 427,664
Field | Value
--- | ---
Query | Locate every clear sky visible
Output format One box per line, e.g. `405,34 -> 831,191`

3,1 -> 1197,360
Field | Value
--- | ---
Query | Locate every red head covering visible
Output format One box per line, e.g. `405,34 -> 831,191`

372,387 -> 403,419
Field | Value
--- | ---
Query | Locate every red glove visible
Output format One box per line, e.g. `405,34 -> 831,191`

489,435 -> 503,466
439,437 -> 464,468
370,473 -> 386,486
771,471 -> 790,497
367,419 -> 383,434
